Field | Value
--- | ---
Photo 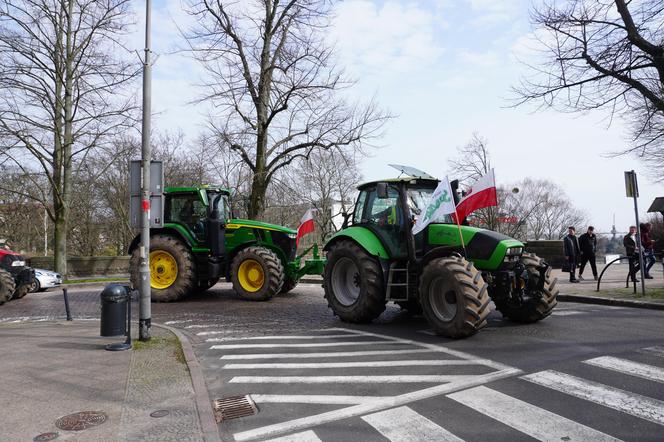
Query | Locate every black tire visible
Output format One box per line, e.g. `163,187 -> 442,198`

279,278 -> 298,294
495,253 -> 558,323
418,256 -> 491,339
323,240 -> 386,323
129,234 -> 196,302
231,246 -> 284,301
0,269 -> 16,304
29,278 -> 41,293
12,283 -> 30,299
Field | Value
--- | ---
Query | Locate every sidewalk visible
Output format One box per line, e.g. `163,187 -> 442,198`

0,320 -> 219,442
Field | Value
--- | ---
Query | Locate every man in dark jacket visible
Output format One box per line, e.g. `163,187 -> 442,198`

623,225 -> 640,283
640,222 -> 655,279
578,226 -> 598,280
563,226 -> 581,283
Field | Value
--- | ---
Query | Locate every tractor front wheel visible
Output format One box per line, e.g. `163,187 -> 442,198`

0,269 -> 16,304
323,240 -> 386,323
494,253 -> 558,323
12,282 -> 30,299
231,247 -> 284,301
129,235 -> 196,302
418,256 -> 490,339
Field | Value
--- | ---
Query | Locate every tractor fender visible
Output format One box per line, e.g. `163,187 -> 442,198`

323,227 -> 390,259
127,227 -> 194,255
419,245 -> 465,270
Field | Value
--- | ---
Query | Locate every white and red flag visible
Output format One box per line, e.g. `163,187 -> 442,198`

454,169 -> 498,222
296,209 -> 316,245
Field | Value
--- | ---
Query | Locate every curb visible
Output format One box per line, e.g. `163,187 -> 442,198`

155,323 -> 220,442
558,294 -> 664,310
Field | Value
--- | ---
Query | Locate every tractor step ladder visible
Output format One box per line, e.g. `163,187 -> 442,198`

386,263 -> 409,301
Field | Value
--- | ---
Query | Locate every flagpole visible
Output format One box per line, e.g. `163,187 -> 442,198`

453,207 -> 468,258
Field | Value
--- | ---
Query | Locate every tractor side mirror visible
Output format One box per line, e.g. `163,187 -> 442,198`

376,182 -> 389,199
341,212 -> 351,229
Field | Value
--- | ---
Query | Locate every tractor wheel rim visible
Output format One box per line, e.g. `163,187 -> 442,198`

331,257 -> 361,306
238,259 -> 265,292
149,250 -> 178,289
429,278 -> 458,322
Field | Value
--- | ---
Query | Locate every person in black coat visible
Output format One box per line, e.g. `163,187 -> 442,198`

578,226 -> 598,280
623,225 -> 640,283
563,226 -> 581,282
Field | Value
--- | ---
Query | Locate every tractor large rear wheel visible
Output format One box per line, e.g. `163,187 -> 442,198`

0,269 -> 15,305
495,253 -> 558,323
419,256 -> 490,339
323,240 -> 386,323
130,235 -> 196,302
231,246 -> 284,301
12,283 -> 30,299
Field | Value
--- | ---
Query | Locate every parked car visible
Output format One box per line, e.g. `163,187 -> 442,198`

29,269 -> 62,292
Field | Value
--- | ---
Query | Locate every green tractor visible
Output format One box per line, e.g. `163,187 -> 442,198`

128,186 -> 323,302
322,169 -> 558,338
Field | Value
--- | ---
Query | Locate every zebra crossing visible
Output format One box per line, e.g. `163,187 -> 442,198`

198,327 -> 664,441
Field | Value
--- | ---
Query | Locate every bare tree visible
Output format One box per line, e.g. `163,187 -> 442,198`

184,0 -> 389,218
514,0 -> 664,178
0,0 -> 138,274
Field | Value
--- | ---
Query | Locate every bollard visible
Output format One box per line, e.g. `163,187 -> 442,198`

63,288 -> 72,321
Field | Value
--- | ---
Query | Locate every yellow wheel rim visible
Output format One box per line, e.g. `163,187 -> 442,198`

238,259 -> 265,292
150,250 -> 178,289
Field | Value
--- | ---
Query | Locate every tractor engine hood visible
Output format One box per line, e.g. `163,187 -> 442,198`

226,218 -> 297,236
426,224 -> 524,270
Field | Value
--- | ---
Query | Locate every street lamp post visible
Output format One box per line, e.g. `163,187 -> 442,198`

139,0 -> 152,341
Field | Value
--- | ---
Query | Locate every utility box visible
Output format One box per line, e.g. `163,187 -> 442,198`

130,160 -> 164,228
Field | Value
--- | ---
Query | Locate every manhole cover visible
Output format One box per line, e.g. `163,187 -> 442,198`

150,410 -> 169,418
55,411 -> 107,431
213,395 -> 258,423
33,433 -> 59,442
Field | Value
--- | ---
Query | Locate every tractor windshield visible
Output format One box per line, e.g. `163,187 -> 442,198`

408,187 -> 453,224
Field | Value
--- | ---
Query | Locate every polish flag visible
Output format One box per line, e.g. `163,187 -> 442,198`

296,209 -> 316,245
454,169 -> 498,223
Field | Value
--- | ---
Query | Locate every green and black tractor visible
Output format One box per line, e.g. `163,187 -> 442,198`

128,186 -> 323,302
322,168 -> 558,338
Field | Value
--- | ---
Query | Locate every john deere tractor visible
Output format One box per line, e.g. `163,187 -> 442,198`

128,186 -> 323,302
322,168 -> 558,338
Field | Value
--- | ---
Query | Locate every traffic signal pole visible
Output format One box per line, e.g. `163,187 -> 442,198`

139,0 -> 153,341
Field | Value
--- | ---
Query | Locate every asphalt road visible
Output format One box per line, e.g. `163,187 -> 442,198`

3,282 -> 664,441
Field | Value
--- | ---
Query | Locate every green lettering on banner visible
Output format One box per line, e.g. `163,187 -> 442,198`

424,190 -> 450,220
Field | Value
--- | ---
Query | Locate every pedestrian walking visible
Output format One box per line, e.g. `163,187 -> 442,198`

640,222 -> 656,279
578,226 -> 598,281
623,225 -> 640,283
563,226 -> 581,283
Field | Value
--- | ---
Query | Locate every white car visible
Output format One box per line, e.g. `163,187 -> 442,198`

30,269 -> 62,292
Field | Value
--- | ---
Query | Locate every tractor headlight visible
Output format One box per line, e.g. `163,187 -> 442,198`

506,247 -> 523,256
11,260 -> 26,267
287,233 -> 297,239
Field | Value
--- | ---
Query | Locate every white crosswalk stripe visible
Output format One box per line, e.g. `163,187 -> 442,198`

361,406 -> 464,442
263,430 -> 322,442
550,310 -> 584,316
222,359 -> 484,369
448,386 -> 620,442
522,370 -> 664,425
209,340 -> 403,349
220,349 -> 433,360
230,375 -> 473,384
639,346 -> 664,358
585,356 -> 664,383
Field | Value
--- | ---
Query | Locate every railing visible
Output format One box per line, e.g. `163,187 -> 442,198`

596,256 -> 639,293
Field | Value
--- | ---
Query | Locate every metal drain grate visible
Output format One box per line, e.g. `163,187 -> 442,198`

55,411 -> 107,431
33,433 -> 59,442
213,395 -> 258,423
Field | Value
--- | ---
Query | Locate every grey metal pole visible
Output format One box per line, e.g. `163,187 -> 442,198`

139,0 -> 152,341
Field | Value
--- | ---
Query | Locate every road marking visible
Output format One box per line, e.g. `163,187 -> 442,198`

585,356 -> 664,383
163,319 -> 194,325
448,386 -> 620,442
230,375 -> 472,384
361,406 -> 463,442
219,349 -> 434,360
639,346 -> 664,357
551,310 -> 583,316
223,360 -> 485,369
233,368 -> 521,441
263,430 -> 322,442
201,333 -> 360,340
209,341 -> 403,349
251,394 -> 384,405
185,324 -> 216,329
522,370 -> 664,425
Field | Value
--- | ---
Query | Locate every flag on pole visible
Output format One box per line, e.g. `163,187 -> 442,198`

454,169 -> 498,223
412,177 -> 456,235
296,209 -> 316,245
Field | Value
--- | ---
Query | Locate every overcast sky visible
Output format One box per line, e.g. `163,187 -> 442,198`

135,0 -> 662,234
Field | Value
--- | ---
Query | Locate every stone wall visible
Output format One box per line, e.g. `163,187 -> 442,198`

28,256 -> 130,277
524,240 -> 565,268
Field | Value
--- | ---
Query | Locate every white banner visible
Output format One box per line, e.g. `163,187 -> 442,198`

412,177 -> 456,235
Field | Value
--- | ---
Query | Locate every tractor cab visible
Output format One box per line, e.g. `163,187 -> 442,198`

163,186 -> 230,242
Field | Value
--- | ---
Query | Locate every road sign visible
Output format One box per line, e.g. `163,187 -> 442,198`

624,171 -> 639,198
